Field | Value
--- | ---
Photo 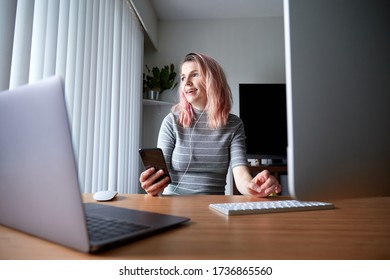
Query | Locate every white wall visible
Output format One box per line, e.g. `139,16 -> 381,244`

131,0 -> 158,49
145,17 -> 285,114
142,16 -> 286,193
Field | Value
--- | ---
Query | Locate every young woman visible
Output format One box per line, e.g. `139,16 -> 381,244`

140,53 -> 280,196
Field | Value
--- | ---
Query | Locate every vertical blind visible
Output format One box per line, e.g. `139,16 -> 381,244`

0,0 -> 144,194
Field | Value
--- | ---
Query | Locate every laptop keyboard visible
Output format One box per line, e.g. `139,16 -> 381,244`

86,215 -> 151,242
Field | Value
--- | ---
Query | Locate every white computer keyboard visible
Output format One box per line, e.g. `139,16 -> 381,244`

209,200 -> 334,216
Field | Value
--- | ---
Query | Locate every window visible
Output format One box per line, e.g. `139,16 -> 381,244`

0,0 -> 144,193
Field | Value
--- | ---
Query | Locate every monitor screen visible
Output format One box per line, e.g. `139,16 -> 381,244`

239,84 -> 287,162
284,0 -> 390,200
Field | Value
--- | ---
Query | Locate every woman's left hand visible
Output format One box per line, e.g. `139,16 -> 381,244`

249,170 -> 281,197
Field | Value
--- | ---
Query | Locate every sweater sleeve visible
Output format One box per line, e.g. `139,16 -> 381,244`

230,116 -> 249,169
157,113 -> 176,170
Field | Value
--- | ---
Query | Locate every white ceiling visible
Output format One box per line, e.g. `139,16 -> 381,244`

150,0 -> 284,21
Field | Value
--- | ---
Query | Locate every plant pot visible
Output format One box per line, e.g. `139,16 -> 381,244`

146,89 -> 160,100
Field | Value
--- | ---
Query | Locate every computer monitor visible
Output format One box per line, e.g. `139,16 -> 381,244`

239,84 -> 287,162
284,0 -> 390,200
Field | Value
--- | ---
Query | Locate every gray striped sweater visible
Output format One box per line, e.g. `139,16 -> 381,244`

157,109 -> 249,195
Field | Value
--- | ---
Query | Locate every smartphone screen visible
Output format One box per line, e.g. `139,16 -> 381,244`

138,148 -> 171,184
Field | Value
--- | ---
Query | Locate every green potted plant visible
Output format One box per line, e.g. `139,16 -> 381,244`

143,64 -> 178,100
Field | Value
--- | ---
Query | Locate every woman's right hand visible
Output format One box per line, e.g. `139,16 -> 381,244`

139,167 -> 170,196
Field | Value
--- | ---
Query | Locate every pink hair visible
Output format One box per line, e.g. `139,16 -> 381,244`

172,53 -> 232,129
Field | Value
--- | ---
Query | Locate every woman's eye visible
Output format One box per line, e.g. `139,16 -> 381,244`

180,73 -> 198,83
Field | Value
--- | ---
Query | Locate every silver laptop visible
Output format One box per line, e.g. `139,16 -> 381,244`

0,76 -> 189,253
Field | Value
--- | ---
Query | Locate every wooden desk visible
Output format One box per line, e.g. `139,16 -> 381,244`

1,194 -> 389,260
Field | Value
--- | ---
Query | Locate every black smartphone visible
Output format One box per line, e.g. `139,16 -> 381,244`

138,148 -> 171,184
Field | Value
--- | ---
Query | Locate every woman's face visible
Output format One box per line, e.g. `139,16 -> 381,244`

180,61 -> 207,110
